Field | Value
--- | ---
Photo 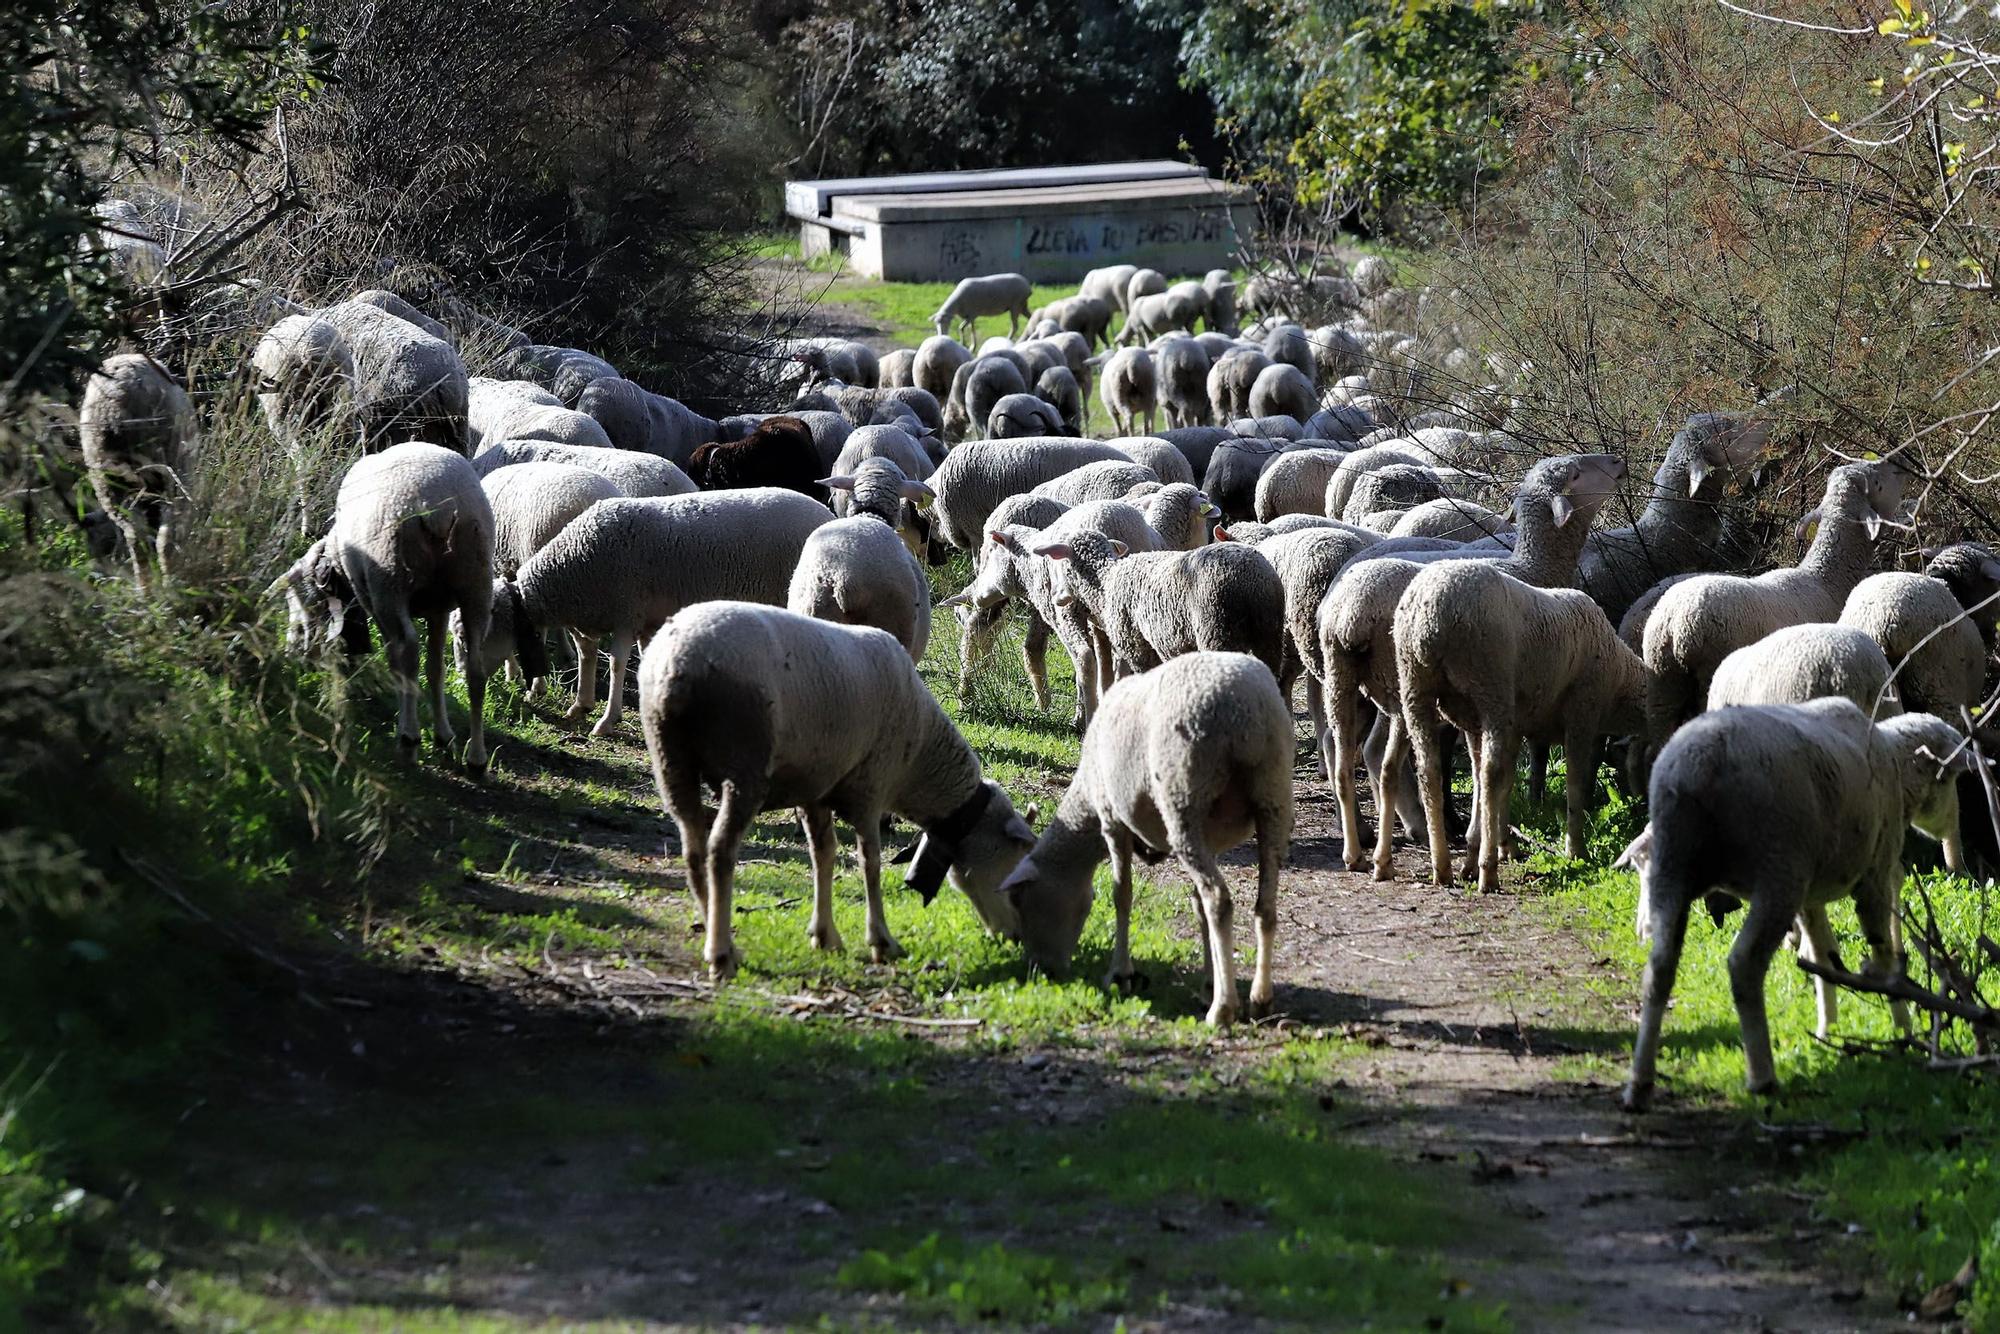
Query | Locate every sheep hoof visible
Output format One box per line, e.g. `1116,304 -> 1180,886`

1248,994 -> 1274,1020
396,734 -> 421,762
1620,1080 -> 1654,1113
588,719 -> 618,740
809,925 -> 846,953
707,949 -> 740,982
1204,1001 -> 1238,1028
1746,1074 -> 1779,1098
870,938 -> 907,964
1107,968 -> 1148,994
464,749 -> 490,779
562,703 -> 588,723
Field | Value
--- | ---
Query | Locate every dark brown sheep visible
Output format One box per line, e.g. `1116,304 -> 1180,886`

685,415 -> 831,506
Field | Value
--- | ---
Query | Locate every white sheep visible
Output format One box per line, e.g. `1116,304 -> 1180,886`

574,379 -> 719,466
1002,652 -> 1292,1025
879,348 -> 917,388
470,440 -> 696,498
253,302 -> 470,457
1253,448 -> 1353,522
1248,362 -> 1317,423
1152,334 -> 1213,428
1840,572 -> 1987,718
1036,366 -> 1085,435
1341,464 -> 1442,528
77,353 -> 195,591
1707,623 -> 1899,716
946,493 -> 1072,707
1389,497 -> 1514,543
1396,561 -> 1649,892
1031,460 -> 1160,507
468,377 -> 613,452
1643,460 -> 1910,761
944,354 -> 1030,442
925,438 -> 1132,549
639,602 -> 1037,977
932,273 -> 1034,341
787,516 -> 932,658
482,461 -> 623,574
1125,267 -> 1168,313
912,335 -> 974,404
1623,700 -> 1968,1110
504,344 -> 620,405
465,489 -> 830,737
1080,265 -> 1140,312
1099,347 -> 1157,436
1207,347 -> 1272,422
1127,481 -> 1219,551
1119,288 -> 1203,344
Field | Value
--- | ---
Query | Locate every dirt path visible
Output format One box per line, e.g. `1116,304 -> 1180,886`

1270,779 -> 1898,1332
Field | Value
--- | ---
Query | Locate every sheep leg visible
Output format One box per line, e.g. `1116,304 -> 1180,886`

1526,742 -> 1550,805
1104,825 -> 1137,990
1476,727 -> 1518,895
801,805 -> 846,953
1458,729 -> 1483,881
1405,708 -> 1453,888
1174,839 -> 1238,1027
1795,903 -> 1840,1039
566,631 -> 599,722
1624,885 -> 1693,1112
1248,806 -> 1286,1019
460,612 -> 489,775
1563,730 -> 1603,860
856,820 -> 904,963
589,629 -> 636,738
384,611 -> 423,756
1372,714 -> 1412,883
702,780 -> 756,980
654,764 -> 712,920
1329,670 -> 1371,868
1854,862 -> 1913,1035
1303,675 -> 1331,782
425,615 -> 457,751
1023,612 -> 1051,711
1727,891 -> 1797,1096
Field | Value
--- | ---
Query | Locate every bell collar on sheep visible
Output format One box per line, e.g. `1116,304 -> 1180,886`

889,782 -> 994,905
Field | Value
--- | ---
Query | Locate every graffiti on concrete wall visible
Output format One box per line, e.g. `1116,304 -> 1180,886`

937,230 -> 983,271
1022,209 -> 1230,259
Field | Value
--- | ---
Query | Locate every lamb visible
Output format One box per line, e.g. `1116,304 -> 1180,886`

912,334 -> 974,404
1099,348 -> 1158,436
501,344 -> 619,406
989,392 -> 1068,439
1032,532 -> 1285,685
1031,295 -> 1113,348
925,438 -> 1131,549
946,493 -> 1073,707
1623,699 -> 1968,1109
467,378 -> 613,451
1031,460 -> 1160,507
1840,573 -> 1986,718
879,348 -> 917,388
639,602 -> 1037,977
1207,348 -> 1273,422
1707,624 -> 1898,716
932,273 -> 1034,341
947,499 -> 1164,726
1318,454 -> 1627,875
482,461 -> 623,573
1253,448 -> 1353,522
1642,460 -> 1910,762
1340,464 -> 1442,527
77,353 -> 196,590
1152,334 -> 1213,428
1396,562 -> 1649,893
1128,482 -> 1218,551
1389,497 -> 1514,543
470,441 -> 696,498
572,379 -> 718,466
254,302 -> 470,457
787,516 -> 932,658
1001,652 -> 1292,1025
685,415 -> 831,504
1080,265 -> 1140,312
465,489 -> 830,737
1248,363 -> 1317,423
292,443 -> 502,769
944,354 -> 1029,442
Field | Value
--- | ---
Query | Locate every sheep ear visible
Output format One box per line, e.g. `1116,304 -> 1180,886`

1031,542 -> 1073,560
1549,494 -> 1575,528
1794,507 -> 1822,542
821,475 -> 856,492
1864,511 -> 1884,541
900,480 -> 935,503
991,529 -> 1022,553
1003,814 -> 1035,844
1215,526 -> 1234,541
1109,540 -> 1130,557
1686,455 -> 1711,497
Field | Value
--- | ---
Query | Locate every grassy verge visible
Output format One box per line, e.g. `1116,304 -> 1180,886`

1513,766 -> 2000,1323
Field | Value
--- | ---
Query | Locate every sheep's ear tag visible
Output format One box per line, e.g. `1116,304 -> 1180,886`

1549,494 -> 1575,528
1865,511 -> 1884,541
1686,456 -> 1711,497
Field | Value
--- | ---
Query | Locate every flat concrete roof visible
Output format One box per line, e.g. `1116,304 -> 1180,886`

829,176 -> 1247,225
785,160 -> 1207,219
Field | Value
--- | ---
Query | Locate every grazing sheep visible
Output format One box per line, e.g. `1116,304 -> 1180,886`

351,289 -> 453,343
1027,366 -> 1081,435
1623,700 -> 1967,1109
1248,363 -> 1317,423
1340,464 -> 1442,527
1158,425 -> 1235,481
945,354 -> 1030,442
787,516 -> 931,658
1125,268 -> 1168,312
470,441 -> 696,498
1153,334 -> 1213,428
1261,323 -> 1316,383
1257,524 -> 1388,764
77,353 -> 195,590
946,493 -> 1075,707
1207,348 -> 1273,422
828,423 -> 935,483
482,462 -> 623,573
1397,562 -> 1649,892
1320,454 -> 1628,875
912,335 -> 974,404
1310,326 -> 1370,385
1120,288 -> 1204,344
1204,437 -> 1289,522
1081,265 -> 1141,312
1389,497 -> 1514,543
1103,436 -> 1196,488
791,339 -> 880,389
92,199 -> 165,284
1923,542 -> 2000,648
1130,482 -> 1219,551
1002,652 -> 1292,1025
467,377 -> 613,451
1033,532 -> 1285,684
1642,460 -> 1910,762
502,344 -> 619,406
1032,460 -> 1160,507
307,443 -> 500,768
926,439 -> 1132,550
989,392 -> 1068,439
836,385 -> 944,439
466,489 -> 829,737
1229,415 -> 1307,441
879,348 -> 917,388
639,602 -> 1037,977
1202,270 -> 1238,335
1840,573 -> 1986,718
823,456 -> 934,554
1253,448 -> 1353,522
254,302 -> 470,457
1321,444 -> 1431,520
1100,348 -> 1158,436
573,378 -> 719,466
1352,254 -> 1394,298
788,410 -> 858,471
1707,624 -> 1898,715
686,415 -> 831,504
1032,294 -> 1114,348
932,273 -> 1034,341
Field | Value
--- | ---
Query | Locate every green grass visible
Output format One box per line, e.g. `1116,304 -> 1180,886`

1513,761 -> 2000,1325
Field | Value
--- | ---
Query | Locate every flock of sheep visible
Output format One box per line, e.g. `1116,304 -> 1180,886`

72,229 -> 2000,1110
